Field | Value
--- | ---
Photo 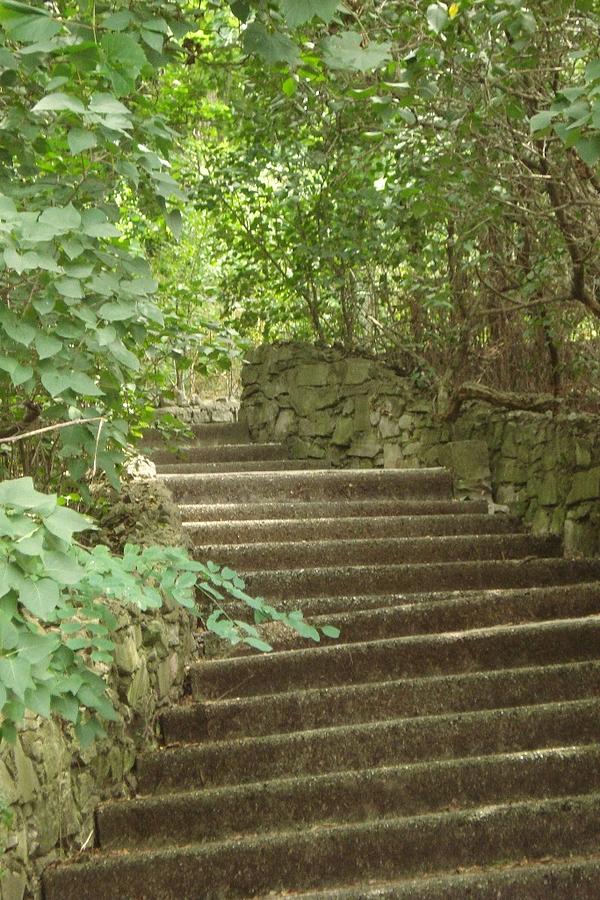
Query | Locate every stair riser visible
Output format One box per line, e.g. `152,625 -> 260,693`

151,444 -> 288,465
293,859 -> 600,899
185,514 -> 522,545
139,699 -> 600,794
43,796 -> 600,899
164,661 -> 600,744
196,535 -> 560,572
157,459 -> 330,475
98,747 -> 600,850
141,422 -> 249,447
243,559 -> 600,601
252,589 -> 600,651
160,468 -> 454,504
192,619 -> 600,699
179,499 -> 490,522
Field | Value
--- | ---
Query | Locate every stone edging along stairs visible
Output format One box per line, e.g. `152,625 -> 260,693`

44,422 -> 600,898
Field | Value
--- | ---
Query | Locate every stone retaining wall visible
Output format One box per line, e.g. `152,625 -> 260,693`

0,480 -> 196,900
157,396 -> 239,426
241,342 -> 600,557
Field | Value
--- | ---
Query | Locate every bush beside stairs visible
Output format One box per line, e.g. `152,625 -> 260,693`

44,422 -> 600,898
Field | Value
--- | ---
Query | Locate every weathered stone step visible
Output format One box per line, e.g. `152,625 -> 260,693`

156,458 -> 330,474
191,616 -> 600,700
97,744 -> 600,851
253,580 -> 600,651
142,421 -> 249,446
196,533 -> 560,572
179,498 -> 489,523
159,467 -> 453,503
162,659 -> 600,744
243,557 -> 600,601
43,793 -> 600,898
151,442 -> 288,465
139,697 -> 600,794
184,513 -> 522,545
284,855 -> 600,899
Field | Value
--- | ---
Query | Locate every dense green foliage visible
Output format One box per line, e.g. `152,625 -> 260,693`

158,0 -> 600,403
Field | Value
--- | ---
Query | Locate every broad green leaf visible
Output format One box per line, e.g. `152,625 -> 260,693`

24,684 -> 51,718
321,32 -> 392,72
426,3 -> 449,33
89,92 -> 131,116
10,363 -> 33,387
0,309 -> 36,347
99,301 -> 135,321
32,92 -> 85,114
55,277 -> 83,299
101,10 -> 132,31
52,694 -> 80,723
585,59 -> 600,82
575,136 -> 600,167
243,23 -> 300,66
3,12 -> 61,43
19,576 -> 61,619
530,110 -> 555,133
35,333 -> 62,359
19,631 -> 60,664
0,478 -> 57,513
166,208 -> 183,239
43,506 -> 93,541
279,0 -> 339,28
67,128 -> 97,155
42,550 -> 85,585
39,204 -> 82,232
0,655 -> 33,700
4,247 -> 61,274
140,28 -> 163,53
40,367 -> 72,397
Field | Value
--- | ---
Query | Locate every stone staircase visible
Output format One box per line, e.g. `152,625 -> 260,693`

44,422 -> 600,898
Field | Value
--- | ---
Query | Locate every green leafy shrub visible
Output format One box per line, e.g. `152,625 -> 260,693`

0,476 -> 339,745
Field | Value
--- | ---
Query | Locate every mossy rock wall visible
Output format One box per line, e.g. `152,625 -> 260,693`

241,342 -> 600,557
0,480 -> 196,900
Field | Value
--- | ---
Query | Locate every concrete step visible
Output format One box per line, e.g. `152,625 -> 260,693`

43,794 -> 600,898
243,557 -> 600,601
179,498 -> 489,523
137,697 -> 600,795
156,458 -> 330,475
195,533 -> 560,572
284,855 -> 600,899
159,467 -> 454,504
97,744 -> 600,851
251,580 -> 600,651
141,421 -> 249,446
150,442 -> 288,465
184,513 -> 522,545
191,616 -> 600,700
162,659 -> 600,744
